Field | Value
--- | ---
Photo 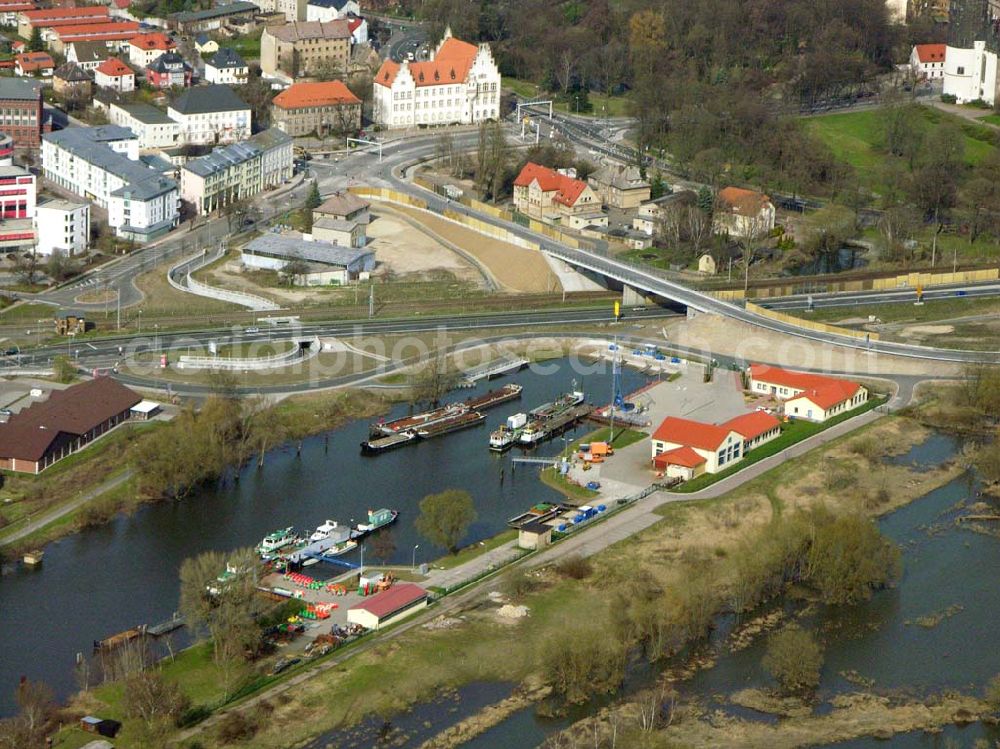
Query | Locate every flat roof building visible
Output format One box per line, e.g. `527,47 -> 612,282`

347,583 -> 428,630
241,233 -> 374,285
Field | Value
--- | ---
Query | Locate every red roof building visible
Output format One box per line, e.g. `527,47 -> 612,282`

910,43 -> 946,80
651,409 -> 782,479
127,31 -> 175,67
347,583 -> 428,630
271,80 -> 361,136
513,162 -> 601,220
54,21 -> 140,48
914,43 -> 946,63
749,364 -> 868,423
14,51 -> 54,76
94,56 -> 135,92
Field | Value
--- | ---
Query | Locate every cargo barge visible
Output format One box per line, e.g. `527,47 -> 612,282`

416,410 -> 487,438
363,383 -> 522,453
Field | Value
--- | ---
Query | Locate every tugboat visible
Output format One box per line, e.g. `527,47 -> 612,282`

489,413 -> 527,451
257,527 -> 299,559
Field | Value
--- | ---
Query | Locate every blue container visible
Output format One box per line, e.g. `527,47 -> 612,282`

597,505 -> 606,512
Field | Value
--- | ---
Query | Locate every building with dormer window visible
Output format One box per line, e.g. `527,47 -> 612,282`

372,27 -> 500,129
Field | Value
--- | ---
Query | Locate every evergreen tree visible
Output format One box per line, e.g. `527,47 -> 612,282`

697,185 -> 714,215
305,182 -> 322,211
28,26 -> 43,53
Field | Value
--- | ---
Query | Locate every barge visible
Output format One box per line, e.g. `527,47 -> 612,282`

519,400 -> 591,446
416,410 -> 487,438
361,431 -> 417,454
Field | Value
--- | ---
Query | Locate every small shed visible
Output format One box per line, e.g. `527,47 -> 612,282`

130,400 -> 161,420
517,519 -> 553,550
80,716 -> 122,737
55,312 -> 86,335
347,583 -> 427,630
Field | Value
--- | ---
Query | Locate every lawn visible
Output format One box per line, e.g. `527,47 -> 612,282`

674,396 -> 887,493
227,29 -> 262,60
806,106 -> 997,190
789,293 -> 1000,326
978,113 -> 1000,127
503,78 -> 631,118
539,465 -> 599,501
431,528 -> 518,570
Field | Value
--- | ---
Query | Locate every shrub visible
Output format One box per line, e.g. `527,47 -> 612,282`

499,568 -> 536,599
941,93 -> 957,104
986,674 -> 1000,711
554,554 -> 593,580
762,626 -> 824,694
215,712 -> 258,744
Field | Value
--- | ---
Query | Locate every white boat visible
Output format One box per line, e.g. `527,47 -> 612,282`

257,527 -> 298,558
489,425 -> 516,451
310,519 -> 339,542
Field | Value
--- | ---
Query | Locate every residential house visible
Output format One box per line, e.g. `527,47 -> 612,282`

0,78 -> 44,149
108,102 -> 180,149
271,79 -> 360,136
204,48 -> 248,85
127,31 -> 175,68
373,28 -> 500,128
66,41 -> 112,71
0,377 -> 141,474
146,52 -> 192,88
305,0 -> 359,22
260,20 -> 351,78
650,410 -> 781,479
194,33 -> 218,54
748,363 -> 869,423
512,162 -> 602,222
311,217 -> 365,247
910,43 -> 946,79
587,163 -> 650,210
52,62 -> 92,100
167,1 -> 258,34
0,0 -> 33,28
35,199 -> 90,256
240,233 -> 374,285
93,56 -> 134,92
42,125 -> 180,241
15,51 -> 54,77
180,127 -> 293,214
313,190 -> 369,223
713,186 -> 775,238
167,84 -> 251,145
631,190 -> 697,236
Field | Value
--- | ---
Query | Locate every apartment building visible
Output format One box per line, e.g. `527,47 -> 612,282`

204,48 -> 248,85
166,84 -> 251,145
127,31 -> 175,67
271,79 -> 360,136
41,125 -> 179,241
35,199 -> 90,256
260,20 -> 350,77
108,102 -> 180,150
0,78 -> 44,149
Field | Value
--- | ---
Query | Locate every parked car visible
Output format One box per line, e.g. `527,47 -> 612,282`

270,657 -> 300,675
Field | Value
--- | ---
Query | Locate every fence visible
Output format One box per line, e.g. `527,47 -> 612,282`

168,249 -> 280,311
871,267 -> 1000,290
745,301 -> 880,341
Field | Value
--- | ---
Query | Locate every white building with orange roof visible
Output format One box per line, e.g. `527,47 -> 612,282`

910,43 -> 946,80
127,31 -> 175,68
650,410 -> 782,479
713,186 -> 775,238
749,363 -> 868,423
372,27 -> 500,129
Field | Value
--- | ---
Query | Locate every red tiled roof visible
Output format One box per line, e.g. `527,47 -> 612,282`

95,56 -> 132,76
22,6 -> 106,21
0,377 -> 141,463
15,51 -> 53,71
130,32 -> 174,51
348,583 -> 426,619
750,364 -> 861,410
721,410 -> 781,441
374,35 -> 479,89
651,416 -> 734,452
346,15 -> 362,33
653,446 -> 706,469
272,80 -> 360,109
514,162 -> 589,207
56,21 -> 140,40
914,43 -> 945,63
718,186 -> 771,217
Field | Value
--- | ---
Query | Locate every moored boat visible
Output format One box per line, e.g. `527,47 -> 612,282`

353,508 -> 399,537
257,527 -> 299,558
310,519 -> 340,543
416,410 -> 486,438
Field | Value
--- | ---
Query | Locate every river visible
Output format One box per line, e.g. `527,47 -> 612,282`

445,431 -> 1000,748
0,358 -> 649,717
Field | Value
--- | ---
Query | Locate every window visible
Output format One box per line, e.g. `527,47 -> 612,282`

958,66 -> 965,75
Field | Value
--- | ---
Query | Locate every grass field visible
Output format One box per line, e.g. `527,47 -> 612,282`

503,78 -> 631,118
806,106 -> 997,190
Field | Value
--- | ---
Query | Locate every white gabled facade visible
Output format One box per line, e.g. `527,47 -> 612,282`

373,27 -> 500,129
943,41 -> 998,105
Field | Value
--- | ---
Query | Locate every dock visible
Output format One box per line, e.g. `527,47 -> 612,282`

460,357 -> 529,386
94,626 -> 145,653
511,457 -> 561,467
520,404 -> 593,446
286,536 -> 358,566
147,612 -> 184,637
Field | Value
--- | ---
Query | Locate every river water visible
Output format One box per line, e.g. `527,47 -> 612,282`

0,358 -> 649,716
455,431 -> 1000,748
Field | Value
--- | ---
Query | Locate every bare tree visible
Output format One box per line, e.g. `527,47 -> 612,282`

685,205 -> 711,256
13,251 -> 40,286
736,214 -> 769,291
280,256 -> 310,286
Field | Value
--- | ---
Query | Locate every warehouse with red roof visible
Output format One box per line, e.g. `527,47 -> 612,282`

347,583 -> 428,630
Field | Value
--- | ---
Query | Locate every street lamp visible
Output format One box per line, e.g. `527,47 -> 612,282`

412,544 -> 420,571
154,324 -> 159,352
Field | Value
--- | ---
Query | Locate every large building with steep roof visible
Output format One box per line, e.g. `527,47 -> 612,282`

372,27 -> 499,129
512,162 -> 601,221
271,79 -> 360,136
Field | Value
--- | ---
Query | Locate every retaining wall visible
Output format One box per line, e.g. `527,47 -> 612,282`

745,301 -> 880,341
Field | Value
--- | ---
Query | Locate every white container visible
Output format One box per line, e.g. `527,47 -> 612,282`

507,413 -> 527,429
